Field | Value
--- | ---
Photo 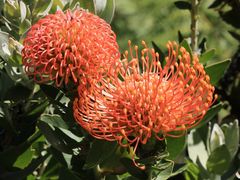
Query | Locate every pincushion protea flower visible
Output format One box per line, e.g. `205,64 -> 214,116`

73,41 -> 217,168
22,9 -> 120,87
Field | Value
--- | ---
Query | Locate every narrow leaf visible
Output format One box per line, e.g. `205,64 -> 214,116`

151,41 -> 165,64
228,31 -> 240,42
174,1 -> 191,10
178,30 -> 184,43
180,39 -> 193,59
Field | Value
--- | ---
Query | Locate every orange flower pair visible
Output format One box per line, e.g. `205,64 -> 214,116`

22,9 -> 216,168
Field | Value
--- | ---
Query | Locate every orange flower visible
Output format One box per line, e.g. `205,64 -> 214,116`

22,9 -> 120,87
73,41 -> 216,168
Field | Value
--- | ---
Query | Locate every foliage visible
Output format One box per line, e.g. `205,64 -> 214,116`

0,0 -> 239,179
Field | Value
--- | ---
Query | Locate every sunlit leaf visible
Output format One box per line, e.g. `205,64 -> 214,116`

187,129 -> 208,169
184,160 -> 200,180
32,0 -> 52,15
19,19 -> 31,35
20,1 -> 27,22
13,147 -> 33,169
94,0 -> 116,23
40,114 -> 69,130
155,161 -> 174,180
209,123 -> 225,152
0,31 -> 11,60
221,120 -> 239,160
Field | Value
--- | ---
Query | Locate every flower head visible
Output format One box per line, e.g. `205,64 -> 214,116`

73,41 -> 216,167
22,9 -> 120,87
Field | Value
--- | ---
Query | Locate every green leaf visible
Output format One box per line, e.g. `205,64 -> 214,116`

209,123 -> 225,152
32,0 -> 52,15
94,0 -> 116,23
59,167 -> 81,180
50,0 -> 64,13
19,19 -> 31,35
198,37 -> 207,53
4,83 -> 32,101
228,31 -> 240,42
0,70 -> 15,100
120,158 -> 147,179
205,59 -> 231,85
0,131 -> 42,168
170,164 -> 188,177
0,31 -> 11,60
40,114 -> 69,130
84,139 -> 118,169
208,0 -> 222,9
79,0 -> 95,12
178,30 -> 184,43
193,103 -> 222,130
20,1 -> 27,22
221,120 -> 239,160
0,154 -> 50,180
40,156 -> 62,179
187,129 -> 208,169
220,10 -> 240,29
180,39 -> 193,59
152,41 -> 165,64
155,161 -> 174,180
3,0 -> 20,20
184,160 -> 200,180
166,135 -> 186,160
13,147 -> 33,169
206,145 -> 231,175
200,49 -> 215,64
174,1 -> 191,10
37,121 -> 76,154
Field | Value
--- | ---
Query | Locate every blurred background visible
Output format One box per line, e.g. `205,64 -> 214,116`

112,0 -> 238,60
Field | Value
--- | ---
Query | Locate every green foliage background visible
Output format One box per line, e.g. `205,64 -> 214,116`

112,0 -> 238,60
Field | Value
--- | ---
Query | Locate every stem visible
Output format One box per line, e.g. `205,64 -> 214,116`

147,167 -> 153,180
190,0 -> 201,52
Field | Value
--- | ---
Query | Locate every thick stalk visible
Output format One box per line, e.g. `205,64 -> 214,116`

190,0 -> 201,52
